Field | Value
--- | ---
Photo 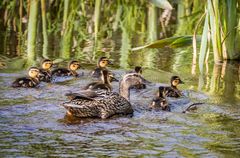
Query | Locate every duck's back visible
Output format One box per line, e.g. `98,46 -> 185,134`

84,81 -> 112,92
91,67 -> 105,78
39,69 -> 52,82
62,92 -> 133,119
165,87 -> 182,98
52,68 -> 71,77
12,77 -> 38,88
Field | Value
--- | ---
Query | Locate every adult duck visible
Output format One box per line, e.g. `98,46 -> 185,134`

39,59 -> 53,82
61,73 -> 147,119
52,60 -> 80,77
12,67 -> 40,88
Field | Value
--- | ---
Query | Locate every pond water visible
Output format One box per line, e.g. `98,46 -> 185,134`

0,50 -> 240,157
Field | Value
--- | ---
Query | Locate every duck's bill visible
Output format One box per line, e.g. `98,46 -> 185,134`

179,80 -> 184,84
107,60 -> 113,65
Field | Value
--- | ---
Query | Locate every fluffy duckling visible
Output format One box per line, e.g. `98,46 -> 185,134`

164,76 -> 184,98
52,60 -> 80,77
12,67 -> 40,88
91,57 -> 112,78
84,69 -> 112,92
61,73 -> 147,119
149,86 -> 170,111
39,59 -> 53,82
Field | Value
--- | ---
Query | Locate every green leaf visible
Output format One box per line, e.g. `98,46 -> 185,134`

131,36 -> 201,51
169,36 -> 193,48
149,0 -> 173,10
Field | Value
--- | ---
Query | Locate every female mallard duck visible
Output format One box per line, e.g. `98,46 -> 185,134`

91,56 -> 112,78
149,86 -> 170,111
84,69 -> 112,92
51,60 -> 80,77
164,76 -> 184,98
39,59 -> 53,82
61,73 -> 147,119
12,67 -> 40,88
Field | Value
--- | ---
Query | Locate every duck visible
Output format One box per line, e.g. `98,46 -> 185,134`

84,69 -> 112,92
149,86 -> 170,111
12,67 -> 40,88
39,59 -> 53,82
51,60 -> 80,77
128,66 -> 146,89
163,76 -> 184,98
91,56 -> 112,78
61,73 -> 147,119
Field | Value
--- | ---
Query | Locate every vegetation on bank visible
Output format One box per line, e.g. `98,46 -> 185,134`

0,0 -> 240,69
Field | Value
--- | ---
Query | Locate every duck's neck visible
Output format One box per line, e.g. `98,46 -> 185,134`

43,68 -> 51,73
171,84 -> 178,89
119,84 -> 130,101
103,75 -> 109,84
70,70 -> 78,77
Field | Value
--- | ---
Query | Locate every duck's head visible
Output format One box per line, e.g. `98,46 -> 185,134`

69,60 -> 80,71
98,57 -> 112,68
28,67 -> 40,78
134,66 -> 142,74
120,73 -> 148,100
171,76 -> 184,88
41,59 -> 53,70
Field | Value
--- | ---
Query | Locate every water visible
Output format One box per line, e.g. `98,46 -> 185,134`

0,59 -> 240,157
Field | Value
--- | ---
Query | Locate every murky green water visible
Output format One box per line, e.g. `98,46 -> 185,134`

0,51 -> 240,157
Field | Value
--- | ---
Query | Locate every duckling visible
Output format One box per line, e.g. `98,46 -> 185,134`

149,86 -> 170,111
61,73 -> 147,119
52,60 -> 80,77
12,67 -> 40,88
84,69 -> 112,92
91,56 -> 112,78
39,59 -> 53,82
164,76 -> 184,98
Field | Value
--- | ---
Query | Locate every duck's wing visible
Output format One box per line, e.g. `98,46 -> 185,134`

84,81 -> 99,90
65,92 -> 95,101
12,77 -> 37,88
91,68 -> 102,78
90,83 -> 112,92
165,87 -> 182,98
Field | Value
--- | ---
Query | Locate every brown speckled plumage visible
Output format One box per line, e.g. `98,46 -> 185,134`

62,91 -> 133,119
61,73 -> 147,119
